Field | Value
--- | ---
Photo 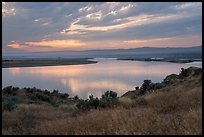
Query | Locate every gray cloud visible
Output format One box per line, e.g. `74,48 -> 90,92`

2,2 -> 202,52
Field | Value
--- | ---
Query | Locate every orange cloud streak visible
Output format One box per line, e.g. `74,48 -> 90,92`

8,43 -> 25,49
123,35 -> 202,47
123,37 -> 173,44
24,40 -> 86,48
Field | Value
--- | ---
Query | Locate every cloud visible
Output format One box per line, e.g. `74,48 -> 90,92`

8,43 -> 26,49
33,18 -> 52,26
8,39 -> 87,50
2,2 -> 202,53
106,10 -> 117,16
173,2 -> 202,10
86,11 -> 102,20
119,4 -> 135,11
123,35 -> 202,47
2,2 -> 17,17
61,12 -> 198,35
123,37 -> 173,44
78,5 -> 93,12
25,39 -> 87,48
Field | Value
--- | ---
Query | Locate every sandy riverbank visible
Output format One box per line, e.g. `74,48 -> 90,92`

2,58 -> 97,68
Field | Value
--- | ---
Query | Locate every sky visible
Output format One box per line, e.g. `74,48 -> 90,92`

2,2 -> 202,53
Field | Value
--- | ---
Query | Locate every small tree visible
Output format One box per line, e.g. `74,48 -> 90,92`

110,90 -> 117,98
3,86 -> 13,94
73,95 -> 79,100
140,80 -> 152,95
62,93 -> 69,98
135,86 -> 139,90
52,89 -> 59,94
180,68 -> 192,77
105,91 -> 110,98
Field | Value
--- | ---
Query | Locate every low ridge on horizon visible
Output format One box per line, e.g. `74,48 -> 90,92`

3,45 -> 202,54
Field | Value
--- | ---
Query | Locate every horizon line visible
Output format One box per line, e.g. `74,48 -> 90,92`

2,45 -> 202,54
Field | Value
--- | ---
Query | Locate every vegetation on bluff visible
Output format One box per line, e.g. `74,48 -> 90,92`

2,87 -> 74,112
76,90 -> 118,110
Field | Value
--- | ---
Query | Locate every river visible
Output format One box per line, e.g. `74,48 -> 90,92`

2,58 -> 202,99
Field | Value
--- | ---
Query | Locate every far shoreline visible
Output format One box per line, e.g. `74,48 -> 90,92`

117,58 -> 202,64
2,58 -> 98,68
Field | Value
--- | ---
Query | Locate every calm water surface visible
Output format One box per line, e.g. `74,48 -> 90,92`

2,58 -> 202,99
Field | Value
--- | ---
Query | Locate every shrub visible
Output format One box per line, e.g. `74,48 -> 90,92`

89,96 -> 100,109
76,99 -> 90,110
76,91 -> 118,110
193,68 -> 202,76
2,98 -> 17,111
32,87 -> 37,92
140,80 -> 152,95
179,68 -> 192,77
98,98 -> 108,108
2,86 -> 18,95
135,86 -> 139,90
148,83 -> 164,91
52,89 -> 59,94
13,87 -> 19,91
35,93 -> 50,102
44,89 -> 51,96
73,96 -> 79,101
110,91 -> 117,98
27,88 -> 32,93
103,90 -> 117,98
2,86 -> 13,94
52,89 -> 66,98
61,93 -> 69,99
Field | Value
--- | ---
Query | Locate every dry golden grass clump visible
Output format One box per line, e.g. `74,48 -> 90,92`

2,67 -> 202,135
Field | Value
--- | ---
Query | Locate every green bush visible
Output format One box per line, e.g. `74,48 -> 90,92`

2,86 -> 18,95
44,89 -> 51,96
27,88 -> 32,93
73,96 -> 79,100
110,91 -> 117,98
2,98 -> 17,111
76,99 -> 90,110
147,83 -> 164,91
35,92 -> 50,102
61,93 -> 69,99
179,68 -> 192,77
140,80 -> 152,95
76,91 -> 118,110
193,68 -> 202,76
13,87 -> 19,91
52,89 -> 59,94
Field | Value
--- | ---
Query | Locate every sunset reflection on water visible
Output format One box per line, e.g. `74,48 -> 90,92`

3,59 -> 202,99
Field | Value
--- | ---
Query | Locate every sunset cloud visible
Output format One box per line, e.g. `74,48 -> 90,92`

2,2 -> 202,53
61,12 -> 198,35
25,40 -> 87,49
123,37 -> 173,44
123,35 -> 202,47
8,43 -> 26,49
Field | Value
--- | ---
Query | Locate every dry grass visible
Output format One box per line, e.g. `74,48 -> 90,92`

2,75 -> 202,135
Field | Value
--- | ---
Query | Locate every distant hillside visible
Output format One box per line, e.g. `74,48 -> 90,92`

3,46 -> 202,59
